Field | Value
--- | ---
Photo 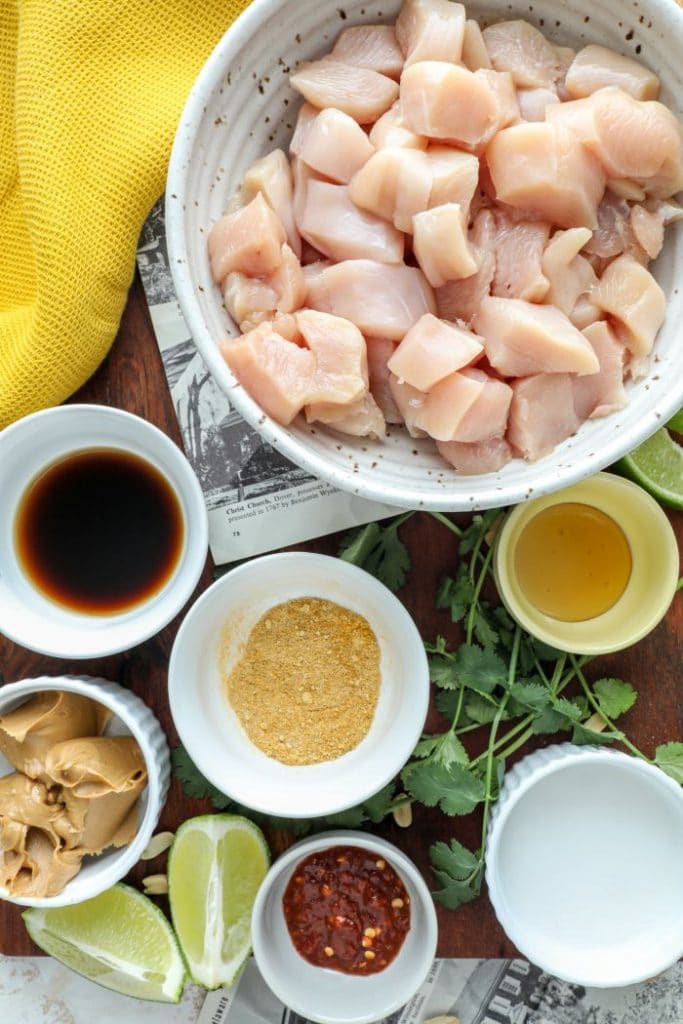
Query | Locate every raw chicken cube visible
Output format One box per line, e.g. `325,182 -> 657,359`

208,193 -> 287,284
477,69 -> 521,142
369,103 -> 428,150
437,435 -> 512,473
507,374 -> 580,461
565,45 -> 660,101
415,368 -> 485,440
241,149 -> 301,258
331,24 -> 404,80
299,108 -> 376,184
435,209 -> 497,325
584,192 -> 631,259
516,85 -> 559,122
223,243 -> 306,331
491,212 -> 550,302
570,295 -> 604,331
349,147 -> 432,232
607,178 -> 647,202
400,62 -> 508,150
291,157 -> 320,234
289,60 -> 399,124
426,146 -> 480,213
462,19 -> 492,72
474,296 -> 601,376
630,205 -> 664,260
221,323 -> 316,424
486,122 -> 606,229
290,103 -> 319,156
306,393 -> 387,438
413,204 -> 478,287
591,253 -> 665,358
389,374 -> 428,437
366,337 -> 403,423
541,227 -> 598,316
395,0 -> 466,67
572,321 -> 626,420
482,20 -> 562,88
446,367 -> 513,442
387,313 -> 484,390
554,45 -> 577,99
295,309 -> 368,405
300,181 -> 405,263
305,259 -> 436,340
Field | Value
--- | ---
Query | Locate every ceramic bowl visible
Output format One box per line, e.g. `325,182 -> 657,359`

168,552 -> 429,817
486,743 -> 683,987
494,472 -> 680,654
0,404 -> 208,658
0,675 -> 170,908
166,0 -> 683,512
251,830 -> 438,1024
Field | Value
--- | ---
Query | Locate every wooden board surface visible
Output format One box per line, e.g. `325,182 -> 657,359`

1,273 -> 681,956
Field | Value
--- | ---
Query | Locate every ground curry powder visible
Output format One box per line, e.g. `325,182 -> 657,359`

226,598 -> 381,766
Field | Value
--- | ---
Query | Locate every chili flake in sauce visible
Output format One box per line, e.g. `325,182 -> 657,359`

282,845 -> 411,975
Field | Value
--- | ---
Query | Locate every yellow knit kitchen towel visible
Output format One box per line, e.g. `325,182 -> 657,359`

0,0 -> 249,429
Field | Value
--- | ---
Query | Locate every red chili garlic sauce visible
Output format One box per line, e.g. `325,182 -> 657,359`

282,845 -> 411,975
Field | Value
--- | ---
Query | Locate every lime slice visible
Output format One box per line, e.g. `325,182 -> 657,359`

615,428 -> 683,509
23,884 -> 186,1003
666,406 -> 683,434
168,814 -> 270,989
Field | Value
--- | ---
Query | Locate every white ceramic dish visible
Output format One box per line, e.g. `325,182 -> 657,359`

0,675 -> 170,908
486,743 -> 683,987
168,552 -> 429,818
166,0 -> 683,512
0,404 -> 208,658
494,472 -> 680,654
251,830 -> 438,1024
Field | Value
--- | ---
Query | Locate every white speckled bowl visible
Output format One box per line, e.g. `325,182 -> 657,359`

167,0 -> 683,511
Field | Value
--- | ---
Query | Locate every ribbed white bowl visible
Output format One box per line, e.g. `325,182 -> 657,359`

0,676 -> 170,908
167,0 -> 683,511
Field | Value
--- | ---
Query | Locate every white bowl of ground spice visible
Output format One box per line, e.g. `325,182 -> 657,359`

168,553 -> 429,818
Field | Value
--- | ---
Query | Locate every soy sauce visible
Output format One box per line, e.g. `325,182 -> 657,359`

14,449 -> 184,615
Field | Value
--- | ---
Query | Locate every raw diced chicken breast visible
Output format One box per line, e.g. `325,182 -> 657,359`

349,148 -> 432,232
289,61 -> 399,124
474,296 -> 601,376
414,368 -> 485,440
570,295 -> 604,330
389,374 -> 428,436
332,24 -> 404,80
507,374 -> 580,461
366,337 -> 403,423
224,243 -> 306,331
546,89 -> 683,196
607,178 -> 647,202
482,20 -> 562,88
306,392 -> 387,438
426,147 -> 480,214
300,181 -> 405,263
565,45 -> 660,101
437,435 -> 512,473
572,321 -> 626,419
400,62 -> 513,151
290,103 -> 319,156
221,323 -> 316,424
387,313 -> 484,390
584,192 -> 631,258
491,211 -> 550,301
295,309 -> 368,404
541,227 -> 598,316
413,204 -> 478,287
268,243 -> 307,313
369,103 -> 428,150
447,367 -> 513,442
435,208 -> 496,325
305,259 -> 436,340
462,19 -> 492,72
208,193 -> 286,284
299,108 -> 375,184
517,85 -> 559,122
395,0 -> 466,67
271,312 -> 302,343
241,149 -> 301,258
487,122 -> 606,229
477,70 -> 521,139
630,205 -> 664,260
554,45 -> 576,100
592,253 -> 665,357
291,157 -> 319,234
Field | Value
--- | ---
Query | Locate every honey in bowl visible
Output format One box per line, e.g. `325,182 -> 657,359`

513,502 -> 632,622
14,449 -> 184,615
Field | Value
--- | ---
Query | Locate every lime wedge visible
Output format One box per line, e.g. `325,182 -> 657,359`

23,884 -> 186,1003
615,428 -> 683,509
666,406 -> 683,434
168,814 -> 270,989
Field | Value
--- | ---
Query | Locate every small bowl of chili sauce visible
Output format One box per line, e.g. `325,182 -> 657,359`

252,830 -> 437,1024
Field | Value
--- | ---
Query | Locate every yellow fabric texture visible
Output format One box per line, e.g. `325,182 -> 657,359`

0,0 -> 249,429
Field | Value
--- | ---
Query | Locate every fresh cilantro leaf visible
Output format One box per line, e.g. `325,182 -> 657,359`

171,746 -> 232,808
401,760 -> 450,808
458,509 -> 500,554
508,681 -> 551,712
338,522 -> 381,566
594,678 -> 637,720
428,651 -> 460,690
438,766 -> 487,815
361,783 -> 397,824
473,607 -> 499,650
436,688 -> 463,719
338,516 -> 412,592
529,637 -> 565,662
323,805 -> 369,828
413,735 -> 444,759
432,870 -> 481,909
464,693 -> 499,725
531,706 -> 573,735
436,568 -> 475,623
655,742 -> 683,784
572,722 -> 624,746
552,697 -> 584,722
456,644 -> 508,693
431,839 -> 480,879
439,731 -> 470,767
401,761 -> 485,815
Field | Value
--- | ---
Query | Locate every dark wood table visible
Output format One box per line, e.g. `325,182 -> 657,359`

2,272 -> 682,956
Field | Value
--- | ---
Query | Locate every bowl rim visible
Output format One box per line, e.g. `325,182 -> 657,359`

167,550 -> 430,818
250,828 -> 438,1024
0,403 -> 209,658
0,675 -> 168,908
485,743 -> 683,987
166,0 -> 683,512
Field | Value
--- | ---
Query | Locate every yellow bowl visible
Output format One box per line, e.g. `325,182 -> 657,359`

494,473 -> 680,655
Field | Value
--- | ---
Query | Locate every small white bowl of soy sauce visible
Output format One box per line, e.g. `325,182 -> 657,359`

0,405 -> 208,658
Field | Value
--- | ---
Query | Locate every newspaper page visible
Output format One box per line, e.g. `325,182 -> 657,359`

136,201 -> 394,566
198,957 -> 683,1024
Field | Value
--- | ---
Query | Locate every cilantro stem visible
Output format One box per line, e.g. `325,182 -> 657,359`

390,511 -> 417,530
570,655 -> 651,763
465,542 -> 496,644
427,511 -> 463,538
449,684 -> 467,735
479,626 -> 522,850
